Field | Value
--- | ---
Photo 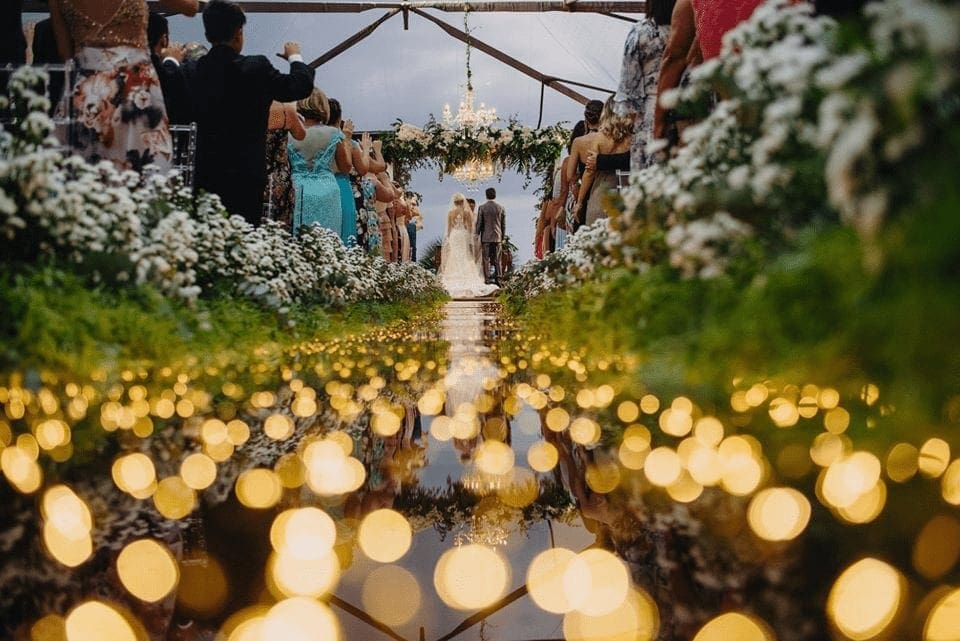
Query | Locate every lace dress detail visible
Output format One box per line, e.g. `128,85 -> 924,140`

614,17 -> 669,171
440,208 -> 497,299
59,0 -> 148,49
289,126 -> 345,235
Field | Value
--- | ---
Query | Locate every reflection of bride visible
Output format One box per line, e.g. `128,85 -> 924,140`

439,193 -> 498,299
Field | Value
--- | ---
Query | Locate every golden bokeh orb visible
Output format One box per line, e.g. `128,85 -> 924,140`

827,558 -> 905,641
358,509 -> 413,563
692,612 -> 774,641
434,544 -> 510,610
924,588 -> 960,641
64,601 -> 137,641
747,487 -> 812,541
117,539 -> 180,603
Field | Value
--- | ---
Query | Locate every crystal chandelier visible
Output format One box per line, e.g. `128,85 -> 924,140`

442,12 -> 499,190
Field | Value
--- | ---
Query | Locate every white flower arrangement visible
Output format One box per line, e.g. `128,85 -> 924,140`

509,0 -> 958,298
0,67 -> 445,309
380,116 -> 567,190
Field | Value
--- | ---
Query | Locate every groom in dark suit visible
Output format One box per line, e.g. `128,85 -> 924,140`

187,0 -> 315,225
476,187 -> 507,285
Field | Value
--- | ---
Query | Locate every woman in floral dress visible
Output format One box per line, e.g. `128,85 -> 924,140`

263,101 -> 306,231
614,0 -> 674,171
49,0 -> 198,171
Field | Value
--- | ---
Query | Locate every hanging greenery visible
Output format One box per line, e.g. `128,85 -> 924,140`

380,117 -> 568,194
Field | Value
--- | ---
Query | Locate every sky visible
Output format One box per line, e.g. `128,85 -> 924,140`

26,3 -> 639,264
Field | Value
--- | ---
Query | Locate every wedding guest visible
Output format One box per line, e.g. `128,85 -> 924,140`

147,12 -> 190,125
358,138 -> 390,254
575,97 -> 633,226
376,170 -> 398,261
48,0 -> 199,171
565,99 -> 604,229
1,0 -> 27,66
264,100 -> 306,230
653,0 -> 700,144
31,16 -> 67,111
405,192 -> 423,261
554,121 -> 587,250
187,0 -> 314,225
396,204 -> 411,263
327,98 -> 370,246
693,0 -> 765,62
289,88 -> 351,235
615,0 -> 676,170
476,187 -> 506,285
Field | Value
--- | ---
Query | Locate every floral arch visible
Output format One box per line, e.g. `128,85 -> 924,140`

379,117 -> 569,195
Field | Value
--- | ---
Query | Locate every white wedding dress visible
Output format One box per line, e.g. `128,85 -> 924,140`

440,201 -> 498,299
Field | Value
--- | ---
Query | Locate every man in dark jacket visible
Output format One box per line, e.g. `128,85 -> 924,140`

476,187 -> 506,285
187,0 -> 314,225
147,12 -> 190,125
0,0 -> 26,66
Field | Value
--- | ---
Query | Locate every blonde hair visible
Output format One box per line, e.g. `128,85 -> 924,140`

297,87 -> 329,122
600,96 -> 633,144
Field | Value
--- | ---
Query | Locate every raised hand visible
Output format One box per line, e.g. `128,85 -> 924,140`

277,41 -> 301,60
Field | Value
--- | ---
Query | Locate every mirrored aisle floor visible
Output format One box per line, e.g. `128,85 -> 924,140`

3,300 -> 957,641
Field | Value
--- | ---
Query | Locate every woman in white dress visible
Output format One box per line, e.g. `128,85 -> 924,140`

439,193 -> 498,299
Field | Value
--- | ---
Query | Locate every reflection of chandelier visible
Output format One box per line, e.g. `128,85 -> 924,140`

443,11 -> 500,190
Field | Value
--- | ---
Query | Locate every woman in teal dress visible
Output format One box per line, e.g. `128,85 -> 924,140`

326,99 -> 371,246
289,89 -> 352,236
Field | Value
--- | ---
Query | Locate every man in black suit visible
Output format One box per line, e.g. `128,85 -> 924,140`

187,0 -> 314,226
147,13 -> 190,125
0,0 -> 26,66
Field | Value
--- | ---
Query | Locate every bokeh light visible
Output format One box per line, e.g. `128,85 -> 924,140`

358,509 -> 413,563
117,539 -> 179,603
566,548 -> 630,617
748,488 -> 811,541
235,468 -> 282,509
692,612 -> 774,641
827,558 -> 905,641
260,597 -> 340,641
64,601 -> 138,641
527,548 -> 589,614
924,588 -> 960,641
361,565 -> 422,626
435,544 -> 510,610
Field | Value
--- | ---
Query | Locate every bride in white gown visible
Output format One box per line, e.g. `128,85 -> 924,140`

439,193 -> 498,299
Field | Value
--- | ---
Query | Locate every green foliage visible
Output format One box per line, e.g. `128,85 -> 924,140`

0,266 -> 439,379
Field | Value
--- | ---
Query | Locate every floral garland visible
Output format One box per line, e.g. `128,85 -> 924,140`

380,117 -> 568,194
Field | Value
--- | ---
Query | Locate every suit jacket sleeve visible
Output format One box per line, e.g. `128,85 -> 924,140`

475,208 -> 484,236
499,206 -> 505,239
261,57 -> 315,103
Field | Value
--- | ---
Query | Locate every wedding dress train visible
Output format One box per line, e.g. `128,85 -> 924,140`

439,196 -> 498,299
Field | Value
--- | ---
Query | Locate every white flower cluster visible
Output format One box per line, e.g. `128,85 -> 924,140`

512,0 -> 958,300
624,0 -> 836,230
617,0 -> 958,269
503,219 -> 627,300
665,212 -> 754,279
0,67 -> 444,308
